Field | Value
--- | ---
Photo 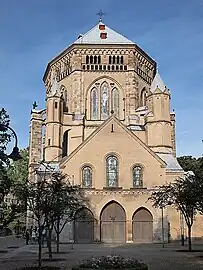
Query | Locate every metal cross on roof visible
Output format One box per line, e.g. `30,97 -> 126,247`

96,9 -> 105,22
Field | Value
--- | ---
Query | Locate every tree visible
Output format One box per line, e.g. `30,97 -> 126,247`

178,156 -> 203,180
21,169 -> 48,269
50,172 -> 87,253
0,148 -> 29,232
21,166 -> 88,268
0,108 -> 11,203
148,175 -> 198,251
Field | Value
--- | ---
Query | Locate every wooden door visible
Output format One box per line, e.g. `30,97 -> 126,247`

132,208 -> 153,243
101,201 -> 126,243
74,208 -> 94,243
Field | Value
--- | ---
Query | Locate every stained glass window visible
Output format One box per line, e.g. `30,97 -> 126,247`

101,83 -> 109,120
133,166 -> 143,187
112,88 -> 119,117
91,88 -> 98,119
106,156 -> 118,187
82,166 -> 92,187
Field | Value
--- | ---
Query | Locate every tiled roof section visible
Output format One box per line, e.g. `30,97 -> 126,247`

157,153 -> 183,171
74,22 -> 135,45
150,72 -> 166,92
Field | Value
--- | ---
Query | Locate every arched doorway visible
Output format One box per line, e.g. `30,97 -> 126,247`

100,201 -> 126,243
132,207 -> 153,243
74,208 -> 94,243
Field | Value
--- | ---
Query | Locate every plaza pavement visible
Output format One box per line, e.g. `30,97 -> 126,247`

0,238 -> 203,269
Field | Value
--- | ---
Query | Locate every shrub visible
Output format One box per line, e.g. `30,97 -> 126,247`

72,255 -> 148,269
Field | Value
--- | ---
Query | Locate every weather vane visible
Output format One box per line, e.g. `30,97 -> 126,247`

96,9 -> 105,22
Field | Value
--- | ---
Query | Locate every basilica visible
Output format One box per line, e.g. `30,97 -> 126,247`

28,19 -> 203,243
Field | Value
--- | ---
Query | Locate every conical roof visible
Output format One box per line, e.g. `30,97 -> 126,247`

150,72 -> 166,92
74,22 -> 134,45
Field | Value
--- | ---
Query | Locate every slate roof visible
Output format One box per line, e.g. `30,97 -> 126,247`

150,72 -> 166,92
74,22 -> 135,45
157,153 -> 183,172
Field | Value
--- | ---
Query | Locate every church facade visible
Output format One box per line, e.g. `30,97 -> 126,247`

29,20 -> 203,243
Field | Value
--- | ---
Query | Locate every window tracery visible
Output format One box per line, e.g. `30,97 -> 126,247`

106,156 -> 118,187
132,166 -> 143,187
101,83 -> 109,120
90,81 -> 121,120
82,166 -> 92,187
91,88 -> 98,119
112,88 -> 119,117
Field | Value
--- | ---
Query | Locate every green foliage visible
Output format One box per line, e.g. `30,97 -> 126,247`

0,108 -> 11,203
0,108 -> 10,161
177,156 -> 203,216
177,156 -> 203,180
149,175 -> 197,225
148,174 -> 199,251
8,148 -> 29,186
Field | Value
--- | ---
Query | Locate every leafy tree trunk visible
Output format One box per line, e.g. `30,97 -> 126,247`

188,225 -> 192,251
56,217 -> 60,253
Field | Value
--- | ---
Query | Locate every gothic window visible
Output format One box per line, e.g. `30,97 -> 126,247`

101,83 -> 109,120
62,130 -> 69,157
140,88 -> 147,106
91,87 -> 98,119
117,56 -> 119,64
94,56 -> 97,64
63,89 -> 68,112
106,156 -> 118,187
82,166 -> 92,187
98,55 -> 101,64
90,55 -> 93,64
132,166 -> 143,187
121,56 -> 124,64
112,88 -> 119,117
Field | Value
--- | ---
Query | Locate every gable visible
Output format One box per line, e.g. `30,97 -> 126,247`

61,116 -> 166,168
61,117 -> 167,189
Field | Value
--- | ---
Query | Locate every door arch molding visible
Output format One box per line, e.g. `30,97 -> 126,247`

100,201 -> 126,243
132,207 -> 153,243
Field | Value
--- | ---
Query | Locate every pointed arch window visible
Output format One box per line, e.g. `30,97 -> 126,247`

106,156 -> 118,187
101,83 -> 109,120
133,166 -> 143,187
63,89 -> 68,112
140,88 -> 147,107
82,166 -> 92,188
91,87 -> 98,119
112,88 -> 119,117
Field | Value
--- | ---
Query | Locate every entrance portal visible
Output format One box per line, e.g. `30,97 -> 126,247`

100,201 -> 126,243
132,207 -> 153,243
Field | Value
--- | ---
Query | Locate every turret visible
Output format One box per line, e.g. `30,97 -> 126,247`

146,72 -> 172,153
29,109 -> 43,166
45,76 -> 63,162
170,110 -> 176,157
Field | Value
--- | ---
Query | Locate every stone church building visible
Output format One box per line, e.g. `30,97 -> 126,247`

29,20 -> 202,243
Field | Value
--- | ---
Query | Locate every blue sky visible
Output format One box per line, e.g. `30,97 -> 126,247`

0,0 -> 203,157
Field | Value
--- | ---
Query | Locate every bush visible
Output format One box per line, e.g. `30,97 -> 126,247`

72,255 -> 148,269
